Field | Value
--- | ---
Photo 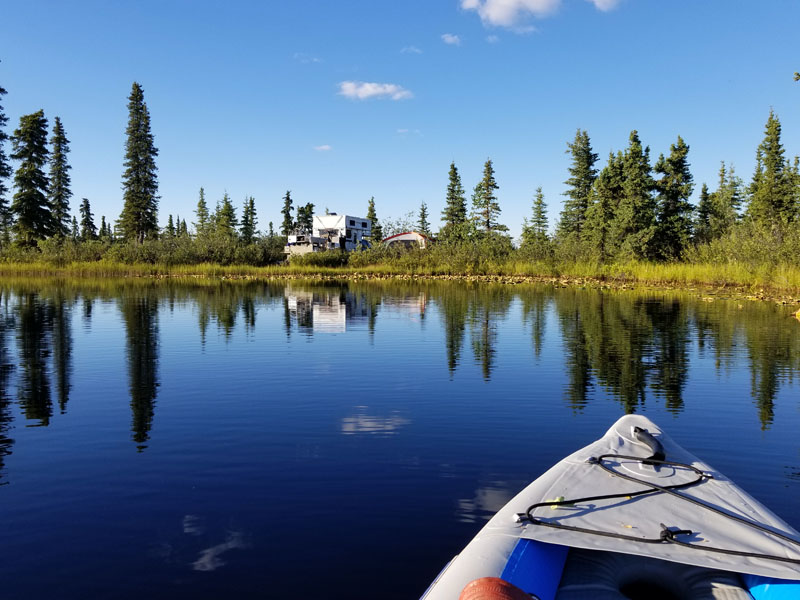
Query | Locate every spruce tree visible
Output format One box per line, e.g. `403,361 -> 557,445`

611,131 -> 656,260
296,202 -> 314,235
417,200 -> 431,235
70,216 -> 79,241
165,214 -> 175,237
99,215 -> 110,240
119,82 -> 159,242
558,129 -> 598,238
584,151 -> 624,262
10,110 -> 50,247
179,218 -> 188,237
441,162 -> 467,235
194,187 -> 209,235
0,83 -> 12,246
709,162 -> 742,239
240,196 -> 257,243
531,187 -> 548,240
48,117 -> 72,237
521,187 -> 549,255
747,110 -> 794,225
79,198 -> 97,240
653,136 -> 694,260
215,192 -> 237,236
471,159 -> 505,234
366,196 -> 383,240
694,183 -> 712,245
280,190 -> 294,235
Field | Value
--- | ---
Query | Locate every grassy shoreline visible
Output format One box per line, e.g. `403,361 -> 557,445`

1,259 -> 799,302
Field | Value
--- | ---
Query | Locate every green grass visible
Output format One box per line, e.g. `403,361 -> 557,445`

1,258 -> 799,294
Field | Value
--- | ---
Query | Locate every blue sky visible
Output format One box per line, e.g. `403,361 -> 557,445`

2,0 -> 799,237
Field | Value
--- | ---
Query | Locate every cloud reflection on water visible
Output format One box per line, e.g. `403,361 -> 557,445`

456,483 -> 514,523
192,530 -> 249,572
341,406 -> 410,435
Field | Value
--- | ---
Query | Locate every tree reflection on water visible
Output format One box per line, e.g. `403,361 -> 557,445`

0,277 -> 796,477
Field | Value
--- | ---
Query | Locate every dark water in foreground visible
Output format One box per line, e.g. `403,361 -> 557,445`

0,279 -> 798,599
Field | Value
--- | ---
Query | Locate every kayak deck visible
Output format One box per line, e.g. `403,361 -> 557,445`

421,415 -> 800,600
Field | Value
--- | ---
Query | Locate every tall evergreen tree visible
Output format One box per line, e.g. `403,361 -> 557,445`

214,192 -> 237,236
694,183 -> 712,245
165,214 -> 175,237
709,162 -> 742,239
747,109 -> 794,225
296,202 -> 314,235
417,200 -> 431,235
366,196 -> 383,240
48,117 -> 72,237
79,198 -> 97,240
280,190 -> 294,235
584,151 -> 624,262
610,131 -> 656,260
194,187 -> 209,235
99,215 -> 110,240
71,215 -> 79,241
119,82 -> 159,242
531,187 -> 549,239
653,136 -> 694,260
240,196 -> 257,243
521,187 -> 549,254
10,110 -> 50,247
558,129 -> 598,238
0,83 -> 12,246
441,162 -> 467,232
471,159 -> 505,234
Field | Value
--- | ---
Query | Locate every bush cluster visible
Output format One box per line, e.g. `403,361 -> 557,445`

0,234 -> 287,267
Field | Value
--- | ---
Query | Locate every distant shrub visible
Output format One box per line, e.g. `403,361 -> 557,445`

288,250 -> 349,267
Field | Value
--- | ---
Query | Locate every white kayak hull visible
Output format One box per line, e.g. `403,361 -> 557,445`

421,415 -> 800,600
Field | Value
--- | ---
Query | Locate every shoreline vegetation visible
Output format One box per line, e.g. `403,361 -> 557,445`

2,84 -> 800,309
2,254 -> 799,306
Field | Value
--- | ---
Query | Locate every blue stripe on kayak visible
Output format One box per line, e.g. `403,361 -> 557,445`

500,538 -> 569,600
742,574 -> 800,600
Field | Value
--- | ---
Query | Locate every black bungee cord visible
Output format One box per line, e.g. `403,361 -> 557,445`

521,437 -> 800,567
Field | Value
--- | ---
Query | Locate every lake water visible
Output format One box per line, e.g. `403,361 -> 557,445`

0,278 -> 798,599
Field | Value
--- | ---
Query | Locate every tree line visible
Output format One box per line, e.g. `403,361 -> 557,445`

1,75 -> 798,268
432,113 -> 799,265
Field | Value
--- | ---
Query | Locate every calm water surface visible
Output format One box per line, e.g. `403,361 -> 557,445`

0,279 -> 798,599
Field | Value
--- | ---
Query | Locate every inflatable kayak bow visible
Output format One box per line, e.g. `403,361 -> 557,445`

421,415 -> 800,600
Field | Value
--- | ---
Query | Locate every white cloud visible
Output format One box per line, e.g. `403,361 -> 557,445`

441,33 -> 461,45
293,52 -> 321,64
396,128 -> 409,134
401,45 -> 423,54
338,81 -> 413,101
313,145 -> 332,152
587,0 -> 621,11
461,0 -> 559,27
487,34 -> 500,43
461,0 -> 620,28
